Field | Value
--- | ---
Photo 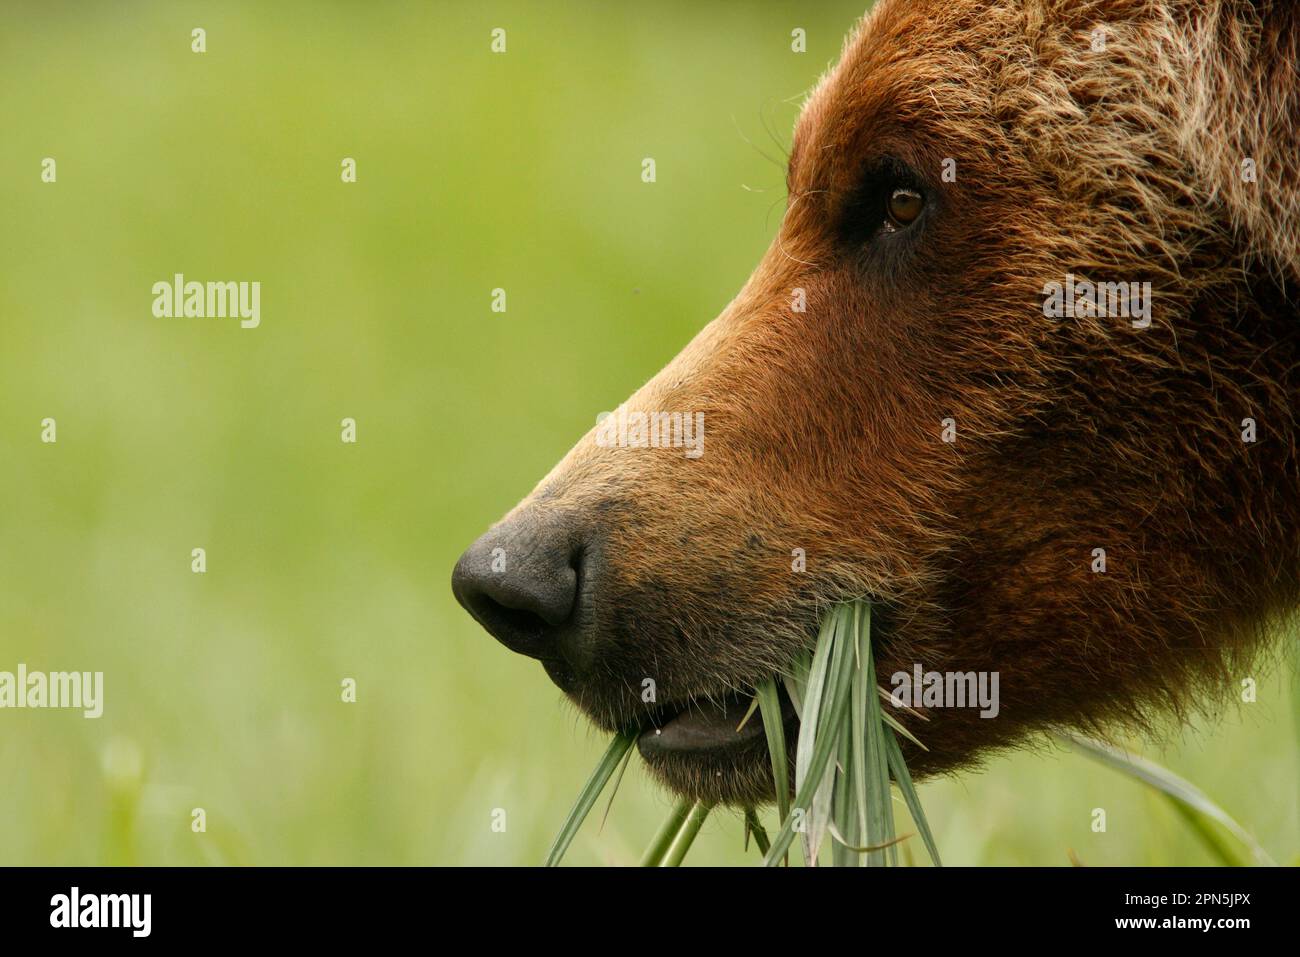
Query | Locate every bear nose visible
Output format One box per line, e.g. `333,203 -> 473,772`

451,511 -> 582,660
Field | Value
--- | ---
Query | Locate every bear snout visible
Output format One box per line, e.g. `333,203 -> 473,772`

451,508 -> 589,665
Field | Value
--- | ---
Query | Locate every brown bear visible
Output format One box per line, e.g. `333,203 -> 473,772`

453,0 -> 1299,807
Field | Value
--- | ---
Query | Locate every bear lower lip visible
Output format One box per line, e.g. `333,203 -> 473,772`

637,687 -> 795,758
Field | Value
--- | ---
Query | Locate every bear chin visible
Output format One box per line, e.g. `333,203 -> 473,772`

639,738 -> 790,808
631,686 -> 800,806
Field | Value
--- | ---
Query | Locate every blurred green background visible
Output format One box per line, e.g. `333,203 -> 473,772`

1,0 -> 1295,866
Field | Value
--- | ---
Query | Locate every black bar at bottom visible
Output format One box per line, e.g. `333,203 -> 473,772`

0,865 -> 1285,943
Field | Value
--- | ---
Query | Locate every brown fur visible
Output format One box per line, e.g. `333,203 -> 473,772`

475,0 -> 1299,805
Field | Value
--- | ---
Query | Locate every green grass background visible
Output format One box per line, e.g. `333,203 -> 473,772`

1,0 -> 1295,866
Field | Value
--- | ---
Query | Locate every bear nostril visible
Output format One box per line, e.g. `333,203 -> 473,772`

463,593 -> 552,655
451,514 -> 582,661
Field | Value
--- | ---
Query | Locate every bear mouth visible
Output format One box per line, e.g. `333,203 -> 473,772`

623,607 -> 901,804
636,685 -> 798,760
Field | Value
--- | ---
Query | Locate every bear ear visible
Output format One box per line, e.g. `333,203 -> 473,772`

1185,2 -> 1299,285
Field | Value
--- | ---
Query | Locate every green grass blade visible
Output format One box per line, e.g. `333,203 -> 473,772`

848,602 -> 870,866
759,599 -> 942,868
1054,732 -> 1275,866
880,685 -> 929,721
885,726 -> 942,866
860,605 -> 895,866
879,708 -> 928,750
793,613 -> 837,791
831,727 -> 855,867
735,692 -> 761,732
765,714 -> 842,865
1164,795 -> 1250,867
764,743 -> 837,868
794,609 -> 840,863
598,737 -> 638,832
544,730 -> 637,867
782,649 -> 812,716
755,678 -> 790,831
820,605 -> 858,743
658,801 -> 712,867
744,807 -> 772,858
810,604 -> 857,863
764,608 -> 858,867
826,823 -> 913,854
638,797 -> 694,866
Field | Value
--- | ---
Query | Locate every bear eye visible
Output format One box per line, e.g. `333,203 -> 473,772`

885,187 -> 924,228
837,159 -> 928,246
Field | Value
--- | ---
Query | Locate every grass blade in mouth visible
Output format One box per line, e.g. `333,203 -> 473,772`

804,605 -> 854,863
641,798 -> 713,867
782,650 -> 811,715
884,726 -> 941,866
793,613 -> 838,793
544,729 -> 637,867
656,801 -> 712,867
813,606 -> 857,861
762,598 -> 941,867
832,724 -> 855,867
754,677 -> 790,849
879,706 -> 928,750
735,692 -> 761,733
598,734 -> 638,832
763,604 -> 858,866
848,602 -> 870,865
546,602 -> 1272,869
744,807 -> 772,857
859,605 -> 896,866
638,796 -> 694,866
551,599 -> 943,867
